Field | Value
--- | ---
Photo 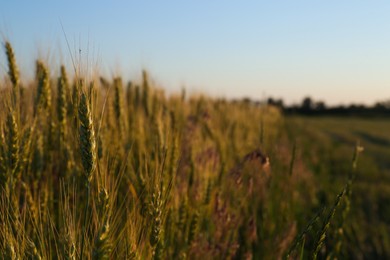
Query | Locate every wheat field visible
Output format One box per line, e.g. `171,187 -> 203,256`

0,42 -> 366,259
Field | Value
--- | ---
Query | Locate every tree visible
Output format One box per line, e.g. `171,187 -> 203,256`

315,101 -> 326,111
301,96 -> 313,111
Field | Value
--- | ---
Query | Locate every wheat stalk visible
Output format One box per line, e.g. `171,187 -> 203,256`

142,70 -> 150,117
92,188 -> 112,259
35,61 -> 51,114
4,42 -> 20,109
57,66 -> 68,141
78,91 -> 96,258
6,109 -> 19,194
78,92 -> 96,182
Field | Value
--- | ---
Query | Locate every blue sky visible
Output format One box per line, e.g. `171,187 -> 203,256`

1,1 -> 390,105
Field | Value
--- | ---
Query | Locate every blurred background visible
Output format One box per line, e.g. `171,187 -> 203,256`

1,1 -> 390,105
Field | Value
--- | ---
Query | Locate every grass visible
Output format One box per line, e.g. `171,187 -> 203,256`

287,116 -> 390,258
0,41 -> 377,259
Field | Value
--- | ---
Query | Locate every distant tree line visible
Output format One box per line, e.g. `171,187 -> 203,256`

267,96 -> 390,117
